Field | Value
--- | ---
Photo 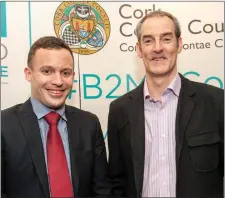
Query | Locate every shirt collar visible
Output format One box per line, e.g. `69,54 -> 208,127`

144,73 -> 181,100
30,97 -> 67,121
167,73 -> 181,97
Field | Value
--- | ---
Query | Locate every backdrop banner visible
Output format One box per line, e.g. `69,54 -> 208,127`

1,2 -> 224,150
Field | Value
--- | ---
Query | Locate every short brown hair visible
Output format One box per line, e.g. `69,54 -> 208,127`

134,10 -> 181,42
27,36 -> 74,68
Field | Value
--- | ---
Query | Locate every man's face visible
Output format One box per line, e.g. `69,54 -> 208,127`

24,48 -> 74,109
136,16 -> 182,77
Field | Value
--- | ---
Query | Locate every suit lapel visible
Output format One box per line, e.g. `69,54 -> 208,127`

17,99 -> 50,197
65,106 -> 80,196
175,75 -> 196,167
127,83 -> 145,197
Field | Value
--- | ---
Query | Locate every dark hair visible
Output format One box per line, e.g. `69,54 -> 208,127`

27,36 -> 74,68
134,10 -> 181,42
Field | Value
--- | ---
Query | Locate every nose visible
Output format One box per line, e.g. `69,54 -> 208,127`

153,40 -> 163,53
51,73 -> 63,87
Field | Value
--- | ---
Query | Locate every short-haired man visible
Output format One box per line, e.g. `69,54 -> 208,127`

107,11 -> 224,198
2,36 -> 111,198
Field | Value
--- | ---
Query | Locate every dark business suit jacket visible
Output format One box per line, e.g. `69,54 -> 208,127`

1,99 -> 111,198
107,74 -> 224,198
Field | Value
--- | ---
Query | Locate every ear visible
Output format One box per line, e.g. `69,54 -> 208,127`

136,42 -> 143,58
24,67 -> 32,82
177,37 -> 182,54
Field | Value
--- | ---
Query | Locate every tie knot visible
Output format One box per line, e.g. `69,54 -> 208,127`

44,111 -> 60,125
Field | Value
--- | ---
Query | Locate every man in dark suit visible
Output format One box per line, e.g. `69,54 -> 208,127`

2,36 -> 111,198
107,11 -> 224,198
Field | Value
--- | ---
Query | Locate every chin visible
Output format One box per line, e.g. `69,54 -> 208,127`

152,67 -> 173,76
48,103 -> 64,110
150,70 -> 170,76
44,99 -> 66,110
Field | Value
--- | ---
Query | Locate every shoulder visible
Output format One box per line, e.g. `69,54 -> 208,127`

110,83 -> 144,110
1,103 -> 23,119
65,105 -> 100,122
190,80 -> 224,101
1,103 -> 25,135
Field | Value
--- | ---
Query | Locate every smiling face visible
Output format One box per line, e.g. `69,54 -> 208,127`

24,48 -> 74,110
136,16 -> 182,78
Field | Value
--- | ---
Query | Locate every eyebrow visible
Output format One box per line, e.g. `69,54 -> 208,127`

40,65 -> 73,69
39,65 -> 54,70
39,66 -> 73,73
61,68 -> 73,72
142,31 -> 174,40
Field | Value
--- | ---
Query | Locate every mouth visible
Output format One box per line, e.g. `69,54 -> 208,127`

46,89 -> 65,97
152,57 -> 166,61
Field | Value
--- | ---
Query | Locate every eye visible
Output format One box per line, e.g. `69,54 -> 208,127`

62,70 -> 72,77
41,69 -> 51,75
144,39 -> 153,44
163,37 -> 172,43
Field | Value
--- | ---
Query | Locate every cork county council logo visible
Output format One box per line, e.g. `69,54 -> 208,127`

54,1 -> 111,55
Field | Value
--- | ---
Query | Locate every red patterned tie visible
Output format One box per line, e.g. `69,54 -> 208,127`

45,111 -> 73,198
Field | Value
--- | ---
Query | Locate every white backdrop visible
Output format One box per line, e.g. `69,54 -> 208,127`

1,2 -> 224,148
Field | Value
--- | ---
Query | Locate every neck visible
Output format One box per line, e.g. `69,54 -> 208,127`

146,69 -> 177,100
30,95 -> 65,111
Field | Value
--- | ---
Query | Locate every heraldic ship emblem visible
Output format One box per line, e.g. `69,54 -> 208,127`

54,1 -> 111,55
